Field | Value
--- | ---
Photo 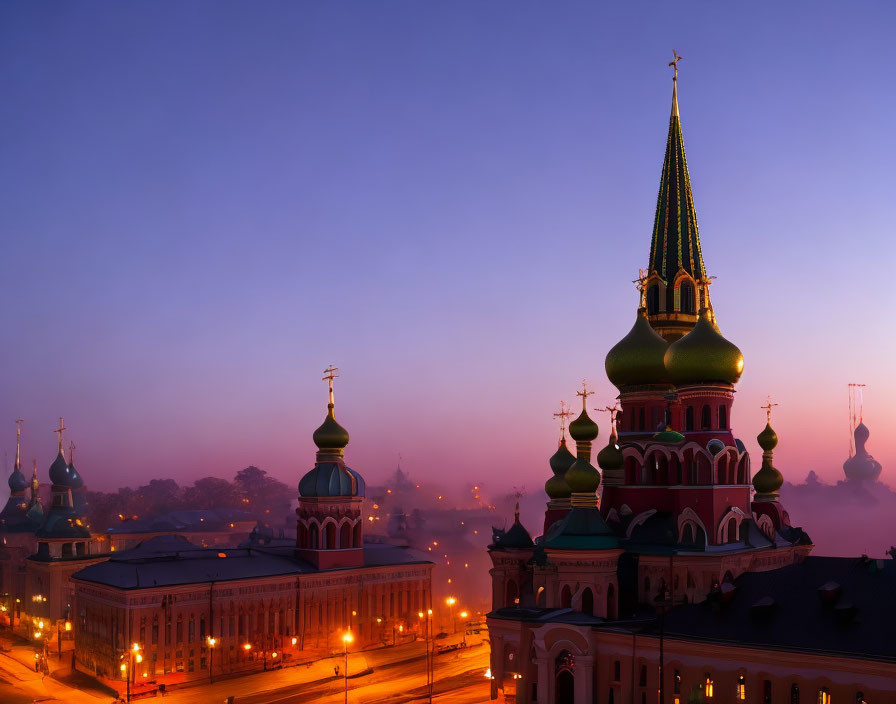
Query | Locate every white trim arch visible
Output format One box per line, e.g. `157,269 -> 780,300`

717,507 -> 746,544
626,509 -> 657,539
677,507 -> 708,544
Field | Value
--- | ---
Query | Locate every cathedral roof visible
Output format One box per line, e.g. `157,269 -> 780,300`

648,75 -> 706,286
490,506 -> 534,550
299,462 -> 365,498
542,507 -> 619,550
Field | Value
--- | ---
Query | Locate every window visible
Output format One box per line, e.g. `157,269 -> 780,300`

701,405 -> 712,430
639,664 -> 647,687
680,282 -> 694,313
790,683 -> 800,704
764,680 -> 772,703
685,407 -> 694,431
674,670 -> 681,694
705,674 -> 714,698
647,285 -> 660,314
719,405 -> 728,430
856,692 -> 866,704
639,407 -> 646,431
614,661 -> 621,682
737,675 -> 746,700
818,689 -> 831,704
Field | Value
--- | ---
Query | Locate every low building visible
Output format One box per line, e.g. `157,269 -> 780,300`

71,372 -> 433,688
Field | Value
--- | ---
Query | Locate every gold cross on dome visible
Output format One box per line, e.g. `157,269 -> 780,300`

322,365 -> 339,406
760,396 -> 778,422
576,380 -> 595,411
633,269 -> 650,308
552,401 -> 573,436
53,417 -> 66,453
669,50 -> 682,80
69,441 -> 77,464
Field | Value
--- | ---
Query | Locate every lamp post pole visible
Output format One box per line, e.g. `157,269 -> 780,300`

654,585 -> 671,704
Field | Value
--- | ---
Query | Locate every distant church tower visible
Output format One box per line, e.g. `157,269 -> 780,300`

843,384 -> 882,481
295,366 -> 366,569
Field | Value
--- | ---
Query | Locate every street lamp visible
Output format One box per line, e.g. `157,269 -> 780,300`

207,637 -> 216,683
459,611 -> 469,646
446,597 -> 456,634
342,631 -> 354,704
654,584 -> 672,704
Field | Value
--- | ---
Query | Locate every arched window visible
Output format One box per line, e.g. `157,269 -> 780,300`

643,576 -> 651,600
560,585 -> 572,608
62,543 -> 73,558
325,522 -> 336,550
536,586 -> 545,607
791,683 -> 800,704
727,518 -> 737,543
685,406 -> 695,431
638,407 -> 646,431
309,523 -> 319,549
818,688 -> 831,704
647,285 -> 660,314
719,405 -> 728,429
352,521 -> 362,547
701,405 -> 712,430
674,670 -> 682,694
506,580 -> 518,606
680,282 -> 694,313
737,674 -> 746,700
682,523 -> 695,545
581,588 -> 594,616
339,522 -> 351,549
856,692 -> 866,704
606,584 -> 616,620
763,680 -> 772,704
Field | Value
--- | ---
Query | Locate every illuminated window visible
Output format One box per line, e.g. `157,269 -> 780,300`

791,683 -> 800,704
817,689 -> 831,704
705,674 -> 714,698
674,670 -> 681,695
737,675 -> 746,700
856,693 -> 866,704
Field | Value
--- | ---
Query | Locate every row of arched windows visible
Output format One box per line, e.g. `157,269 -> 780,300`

645,282 -> 698,315
684,403 -> 728,431
297,520 -> 361,550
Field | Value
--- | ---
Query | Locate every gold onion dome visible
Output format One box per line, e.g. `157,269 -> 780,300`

664,308 -> 743,385
605,309 -> 670,389
312,405 -> 350,451
568,408 -> 599,443
753,422 -> 784,495
565,457 -> 601,493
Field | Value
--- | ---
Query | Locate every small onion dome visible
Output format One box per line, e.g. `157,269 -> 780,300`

549,438 -> 576,476
569,409 -> 598,444
757,422 -> 778,452
753,422 -> 783,495
299,462 -> 366,497
545,473 -> 571,500
312,405 -> 350,451
596,438 -> 624,471
652,427 -> 685,445
664,308 -> 743,385
605,308 -> 670,389
843,423 -> 882,481
8,468 -> 27,494
48,451 -> 77,487
564,457 -> 601,493
67,462 -> 84,490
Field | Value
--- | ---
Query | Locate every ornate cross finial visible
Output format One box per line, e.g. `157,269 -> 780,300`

553,401 -> 573,438
576,380 -> 595,411
669,50 -> 682,81
633,269 -> 649,308
322,365 -> 339,407
14,419 -> 23,469
53,417 -> 66,455
598,404 -> 621,435
761,396 -> 778,423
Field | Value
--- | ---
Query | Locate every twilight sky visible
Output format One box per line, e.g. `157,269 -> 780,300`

1,2 -> 894,494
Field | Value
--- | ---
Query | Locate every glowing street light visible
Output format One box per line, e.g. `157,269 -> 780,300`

342,632 -> 354,704
207,637 -> 216,684
243,643 -> 252,651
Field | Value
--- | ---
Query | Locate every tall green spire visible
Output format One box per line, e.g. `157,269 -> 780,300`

648,64 -> 706,286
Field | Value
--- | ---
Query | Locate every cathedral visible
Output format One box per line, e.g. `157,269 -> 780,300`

486,65 -> 895,704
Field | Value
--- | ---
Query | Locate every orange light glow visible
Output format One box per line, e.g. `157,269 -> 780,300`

217,552 -> 227,558
243,643 -> 252,651
342,632 -> 354,645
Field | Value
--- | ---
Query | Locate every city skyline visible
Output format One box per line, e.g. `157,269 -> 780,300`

2,2 -> 894,494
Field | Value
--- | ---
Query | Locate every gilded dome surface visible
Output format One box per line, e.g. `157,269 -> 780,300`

664,308 -> 743,385
313,406 -> 350,450
549,438 -> 576,476
569,409 -> 599,443
757,423 -> 778,452
545,472 -> 571,499
605,309 -> 670,389
564,457 -> 601,493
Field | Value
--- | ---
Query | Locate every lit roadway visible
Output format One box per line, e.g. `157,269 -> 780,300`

159,636 -> 492,704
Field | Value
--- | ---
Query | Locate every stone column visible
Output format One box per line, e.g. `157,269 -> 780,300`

575,655 -> 594,704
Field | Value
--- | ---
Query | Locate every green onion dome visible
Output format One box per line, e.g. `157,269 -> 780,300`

753,422 -> 783,495
757,422 -> 778,452
652,427 -> 685,445
564,457 -> 601,494
545,437 -> 575,499
312,405 -> 350,452
596,437 -> 624,471
299,462 -> 365,497
605,309 -> 670,389
664,308 -> 744,386
569,409 -> 599,444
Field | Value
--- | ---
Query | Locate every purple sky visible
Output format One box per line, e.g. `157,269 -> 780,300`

1,2 -> 894,495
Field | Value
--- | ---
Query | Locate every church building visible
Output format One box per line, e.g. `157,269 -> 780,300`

486,61 -> 895,704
